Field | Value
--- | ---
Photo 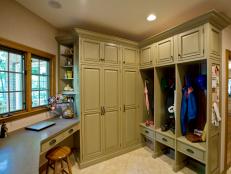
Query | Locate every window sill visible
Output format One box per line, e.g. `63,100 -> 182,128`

0,107 -> 49,123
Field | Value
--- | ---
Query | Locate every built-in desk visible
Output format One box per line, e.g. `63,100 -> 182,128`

0,117 -> 80,174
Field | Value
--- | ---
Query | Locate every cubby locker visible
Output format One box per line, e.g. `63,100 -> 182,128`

175,60 -> 207,172
153,65 -> 176,160
139,68 -> 154,150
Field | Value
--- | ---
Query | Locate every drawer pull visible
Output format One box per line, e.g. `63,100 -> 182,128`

162,138 -> 168,142
186,148 -> 194,154
145,130 -> 149,134
68,128 -> 74,134
49,139 -> 56,146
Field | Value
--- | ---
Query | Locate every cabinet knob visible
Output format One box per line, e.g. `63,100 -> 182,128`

150,60 -> 153,63
49,139 -> 56,146
186,149 -> 194,154
123,61 -> 125,64
68,128 -> 74,134
162,138 -> 167,142
178,54 -> 181,58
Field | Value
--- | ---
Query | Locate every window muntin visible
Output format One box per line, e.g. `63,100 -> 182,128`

31,57 -> 50,107
0,49 -> 25,116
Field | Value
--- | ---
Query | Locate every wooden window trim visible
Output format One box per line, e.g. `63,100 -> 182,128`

0,37 -> 56,123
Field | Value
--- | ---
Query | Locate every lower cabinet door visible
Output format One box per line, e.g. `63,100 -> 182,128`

104,110 -> 120,152
83,113 -> 103,160
123,107 -> 137,147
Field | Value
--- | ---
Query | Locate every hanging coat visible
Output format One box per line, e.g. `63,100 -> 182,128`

180,76 -> 197,136
144,81 -> 150,115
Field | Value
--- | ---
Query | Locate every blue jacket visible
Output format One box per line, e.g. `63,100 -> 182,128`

181,76 -> 197,136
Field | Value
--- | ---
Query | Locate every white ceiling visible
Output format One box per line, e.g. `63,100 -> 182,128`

15,0 -> 231,41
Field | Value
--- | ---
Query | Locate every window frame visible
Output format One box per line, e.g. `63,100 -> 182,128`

0,37 -> 56,123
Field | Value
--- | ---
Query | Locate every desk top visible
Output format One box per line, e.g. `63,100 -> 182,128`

0,117 -> 80,174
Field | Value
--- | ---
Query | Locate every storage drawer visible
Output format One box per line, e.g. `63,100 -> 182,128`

41,124 -> 79,153
155,132 -> 175,148
140,126 -> 154,139
177,141 -> 205,163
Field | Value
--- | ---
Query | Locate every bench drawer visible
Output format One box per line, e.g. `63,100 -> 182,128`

155,132 -> 175,148
140,126 -> 154,139
177,141 -> 205,163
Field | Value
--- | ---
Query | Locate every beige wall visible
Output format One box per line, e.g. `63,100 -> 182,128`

221,25 -> 231,171
0,0 -> 58,131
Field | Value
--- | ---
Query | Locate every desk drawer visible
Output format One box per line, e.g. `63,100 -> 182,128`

177,141 -> 205,163
41,124 -> 79,153
141,127 -> 154,139
155,132 -> 175,148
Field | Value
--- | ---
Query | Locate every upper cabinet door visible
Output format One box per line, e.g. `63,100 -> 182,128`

122,47 -> 138,66
81,65 -> 101,113
156,37 -> 174,65
140,45 -> 153,67
178,26 -> 204,61
209,25 -> 221,60
103,43 -> 120,65
81,38 -> 102,63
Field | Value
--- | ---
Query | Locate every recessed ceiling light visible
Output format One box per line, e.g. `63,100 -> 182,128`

147,14 -> 157,21
48,0 -> 62,9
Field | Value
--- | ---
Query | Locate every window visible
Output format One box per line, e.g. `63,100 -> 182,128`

0,37 -> 55,122
31,57 -> 50,107
0,48 -> 25,116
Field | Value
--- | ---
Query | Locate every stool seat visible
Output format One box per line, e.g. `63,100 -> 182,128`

46,146 -> 71,161
45,146 -> 72,174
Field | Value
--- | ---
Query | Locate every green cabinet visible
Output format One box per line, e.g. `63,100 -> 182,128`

140,44 -> 154,67
177,26 -> 204,61
156,37 -> 174,65
122,68 -> 138,147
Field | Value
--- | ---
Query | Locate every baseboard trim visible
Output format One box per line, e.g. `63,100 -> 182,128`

79,143 -> 143,168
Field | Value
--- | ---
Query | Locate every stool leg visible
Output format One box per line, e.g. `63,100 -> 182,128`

61,160 -> 64,174
66,157 -> 72,174
46,160 -> 50,174
54,161 -> 58,174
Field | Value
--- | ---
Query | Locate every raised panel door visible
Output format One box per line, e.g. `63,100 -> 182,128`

103,43 -> 120,64
103,67 -> 120,152
83,113 -> 103,160
122,47 -> 138,66
156,37 -> 174,65
82,38 -> 101,63
140,45 -> 153,66
178,26 -> 204,61
81,65 -> 101,113
123,68 -> 137,147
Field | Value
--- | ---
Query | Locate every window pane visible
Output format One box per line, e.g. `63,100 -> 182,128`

40,76 -> 48,90
0,72 -> 8,92
9,73 -> 23,91
32,75 -> 39,90
40,60 -> 48,75
32,58 -> 39,74
32,91 -> 39,107
40,90 -> 48,105
0,50 -> 8,71
9,53 -> 23,72
0,93 -> 8,114
10,92 -> 23,112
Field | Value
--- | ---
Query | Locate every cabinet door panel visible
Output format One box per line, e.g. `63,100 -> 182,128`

156,37 -> 174,65
83,113 -> 103,159
104,43 -> 120,64
103,68 -> 120,109
178,26 -> 204,61
105,110 -> 120,152
123,69 -> 137,106
123,47 -> 137,66
124,108 -> 137,146
140,45 -> 153,66
103,67 -> 120,152
82,39 -> 101,63
82,66 -> 101,113
209,26 -> 221,60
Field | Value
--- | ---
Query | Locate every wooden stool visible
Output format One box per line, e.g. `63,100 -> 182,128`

45,146 -> 72,174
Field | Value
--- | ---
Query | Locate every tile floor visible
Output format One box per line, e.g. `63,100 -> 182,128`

68,147 -> 202,174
